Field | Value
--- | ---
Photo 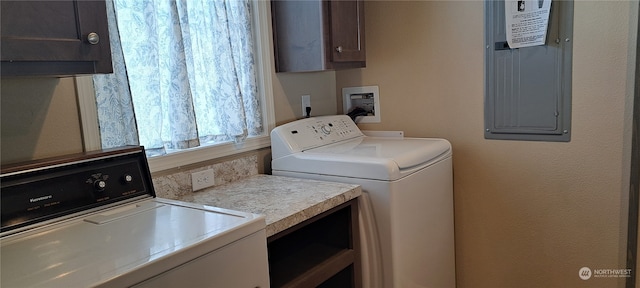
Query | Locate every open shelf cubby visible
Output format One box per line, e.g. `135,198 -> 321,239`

267,199 -> 361,288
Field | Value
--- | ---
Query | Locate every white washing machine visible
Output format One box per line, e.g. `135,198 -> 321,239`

271,115 -> 455,288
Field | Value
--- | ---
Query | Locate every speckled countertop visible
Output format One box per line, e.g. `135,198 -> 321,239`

176,174 -> 361,237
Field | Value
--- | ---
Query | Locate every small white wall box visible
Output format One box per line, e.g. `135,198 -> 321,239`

342,85 -> 380,123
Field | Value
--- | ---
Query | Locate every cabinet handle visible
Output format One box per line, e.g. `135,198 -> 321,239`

87,32 -> 100,45
335,46 -> 343,53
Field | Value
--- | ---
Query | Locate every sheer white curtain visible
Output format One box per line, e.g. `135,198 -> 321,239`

93,0 -> 262,156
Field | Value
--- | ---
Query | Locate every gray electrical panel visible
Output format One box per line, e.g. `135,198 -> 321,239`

484,0 -> 573,141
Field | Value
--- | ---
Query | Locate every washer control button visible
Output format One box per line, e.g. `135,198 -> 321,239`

321,125 -> 332,135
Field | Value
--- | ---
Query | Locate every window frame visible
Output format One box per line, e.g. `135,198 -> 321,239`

76,0 -> 275,173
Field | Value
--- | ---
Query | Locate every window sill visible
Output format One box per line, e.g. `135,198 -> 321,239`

147,135 -> 271,173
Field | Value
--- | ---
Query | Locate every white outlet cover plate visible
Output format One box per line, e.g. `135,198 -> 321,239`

191,169 -> 215,191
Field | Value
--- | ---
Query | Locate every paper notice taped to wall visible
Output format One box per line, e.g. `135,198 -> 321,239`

505,0 -> 552,49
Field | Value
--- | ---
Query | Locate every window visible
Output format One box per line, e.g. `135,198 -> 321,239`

77,0 -> 274,172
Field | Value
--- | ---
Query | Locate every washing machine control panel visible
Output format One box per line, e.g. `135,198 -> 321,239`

271,115 -> 364,155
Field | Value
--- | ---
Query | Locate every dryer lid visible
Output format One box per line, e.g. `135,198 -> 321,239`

0,199 -> 265,287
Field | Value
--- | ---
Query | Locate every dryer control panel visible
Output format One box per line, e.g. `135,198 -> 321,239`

0,146 -> 155,234
271,115 -> 364,158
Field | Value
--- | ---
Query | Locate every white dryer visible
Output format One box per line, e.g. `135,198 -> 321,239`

1,147 -> 270,288
271,115 -> 455,288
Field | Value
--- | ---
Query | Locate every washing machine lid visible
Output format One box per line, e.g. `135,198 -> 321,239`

272,137 -> 451,180
309,137 -> 450,169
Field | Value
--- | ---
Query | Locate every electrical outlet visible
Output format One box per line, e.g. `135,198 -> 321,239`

191,169 -> 215,191
301,95 -> 311,117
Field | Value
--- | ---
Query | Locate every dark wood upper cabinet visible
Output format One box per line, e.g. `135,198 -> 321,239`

1,0 -> 113,77
272,0 -> 366,73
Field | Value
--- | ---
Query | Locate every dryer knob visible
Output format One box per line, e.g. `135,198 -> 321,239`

94,179 -> 107,191
123,174 -> 134,184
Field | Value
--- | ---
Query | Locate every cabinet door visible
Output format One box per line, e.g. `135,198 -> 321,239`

1,0 -> 112,76
328,0 -> 365,63
271,0 -> 365,72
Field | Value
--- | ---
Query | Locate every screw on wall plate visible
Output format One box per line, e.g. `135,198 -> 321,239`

563,130 -> 569,134
486,129 -> 491,132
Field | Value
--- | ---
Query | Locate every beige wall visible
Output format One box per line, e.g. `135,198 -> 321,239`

273,71 -> 338,125
336,1 -> 636,287
1,77 -> 84,164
